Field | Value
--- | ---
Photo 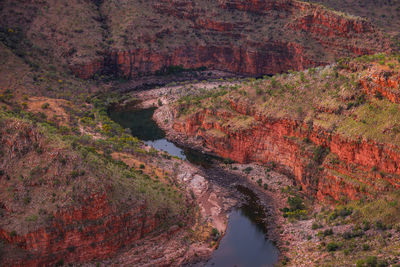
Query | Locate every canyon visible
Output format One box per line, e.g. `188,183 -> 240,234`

0,116 -> 201,266
66,0 -> 392,79
161,56 -> 400,203
1,0 -> 400,266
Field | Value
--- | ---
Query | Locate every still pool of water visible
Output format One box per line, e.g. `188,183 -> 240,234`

109,107 -> 186,159
202,185 -> 279,267
204,209 -> 279,267
109,107 -> 279,267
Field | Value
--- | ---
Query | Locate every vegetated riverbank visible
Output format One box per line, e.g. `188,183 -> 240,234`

102,148 -> 239,266
108,104 -> 281,266
115,81 -> 311,265
127,72 -> 400,266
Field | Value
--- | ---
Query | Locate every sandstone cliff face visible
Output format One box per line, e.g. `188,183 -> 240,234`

360,70 -> 400,103
107,43 -> 319,79
69,58 -> 104,80
1,194 -> 159,266
171,99 -> 400,201
0,118 -> 188,266
70,0 -> 391,79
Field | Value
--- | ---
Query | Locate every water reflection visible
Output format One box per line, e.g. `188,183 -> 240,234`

109,107 -> 279,267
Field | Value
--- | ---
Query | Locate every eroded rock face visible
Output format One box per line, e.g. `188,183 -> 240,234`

107,43 -> 319,79
170,99 -> 400,201
0,194 -> 159,266
0,118 -> 189,266
70,0 -> 392,79
360,70 -> 400,103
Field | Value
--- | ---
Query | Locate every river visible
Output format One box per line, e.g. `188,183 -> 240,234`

109,107 -> 279,267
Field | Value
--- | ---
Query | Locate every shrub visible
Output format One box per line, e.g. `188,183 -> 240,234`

312,222 -> 322,230
362,221 -> 371,231
211,228 -> 220,240
243,166 -> 253,174
313,146 -> 326,163
26,214 -> 38,222
322,228 -> 333,237
375,220 -> 386,230
343,228 -> 364,239
257,179 -> 262,186
263,183 -> 268,190
338,207 -> 353,217
288,196 -> 305,211
362,244 -> 370,251
41,102 -> 50,109
356,256 -> 389,267
283,209 -> 308,220
70,170 -> 85,179
223,158 -> 234,164
329,206 -> 352,221
326,242 -> 339,251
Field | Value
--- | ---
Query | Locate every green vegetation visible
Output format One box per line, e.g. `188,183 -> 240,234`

281,193 -> 308,220
308,191 -> 400,266
176,54 -> 400,147
41,102 -> 50,109
0,102 -> 189,234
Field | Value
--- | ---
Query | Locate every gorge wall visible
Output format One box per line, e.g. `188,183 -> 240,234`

0,118 -> 188,266
170,98 -> 400,202
0,194 -> 160,266
69,0 -> 392,79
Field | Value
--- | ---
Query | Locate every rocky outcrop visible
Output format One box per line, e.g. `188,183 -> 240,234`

69,58 -> 104,79
289,6 -> 373,38
70,0 -> 392,79
0,195 -> 164,266
170,99 -> 400,201
0,193 -> 162,266
0,118 -> 189,266
107,43 -> 320,79
360,70 -> 400,103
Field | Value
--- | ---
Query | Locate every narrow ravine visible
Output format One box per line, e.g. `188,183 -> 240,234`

109,107 -> 279,267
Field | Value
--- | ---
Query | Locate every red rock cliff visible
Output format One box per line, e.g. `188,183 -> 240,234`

0,193 -> 161,266
360,69 -> 400,103
171,99 -> 400,201
0,118 -> 187,266
70,0 -> 391,79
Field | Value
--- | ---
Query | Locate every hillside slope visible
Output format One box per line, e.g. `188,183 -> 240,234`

304,0 -> 400,37
0,111 -> 191,266
0,0 -> 394,81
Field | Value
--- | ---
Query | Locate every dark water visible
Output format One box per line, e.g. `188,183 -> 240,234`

109,108 -> 279,267
109,108 -> 187,159
204,186 -> 279,267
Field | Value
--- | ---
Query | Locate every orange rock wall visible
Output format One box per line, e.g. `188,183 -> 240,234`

108,43 -> 319,78
172,100 -> 400,201
0,193 -> 160,266
360,71 -> 400,103
70,0 -> 390,79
